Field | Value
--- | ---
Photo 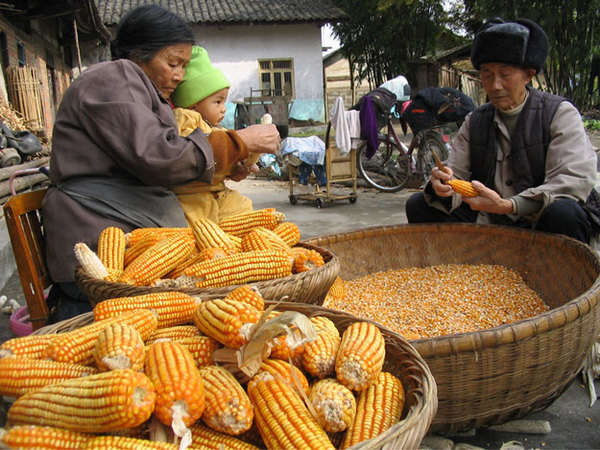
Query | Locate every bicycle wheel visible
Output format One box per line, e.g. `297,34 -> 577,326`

415,130 -> 449,187
357,136 -> 412,192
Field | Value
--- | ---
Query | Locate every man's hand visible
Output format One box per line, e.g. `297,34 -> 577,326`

430,166 -> 454,197
462,180 -> 513,214
228,161 -> 252,182
236,124 -> 280,155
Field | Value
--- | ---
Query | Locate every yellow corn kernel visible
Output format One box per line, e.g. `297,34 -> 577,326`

272,222 -> 301,247
165,247 -> 228,279
247,372 -> 334,450
145,325 -> 201,345
125,227 -> 193,247
257,358 -> 310,397
144,340 -> 205,428
193,298 -> 261,349
199,365 -> 254,435
0,425 -> 92,449
224,285 -> 265,311
7,369 -> 156,433
124,235 -> 157,268
119,234 -> 196,286
309,378 -> 357,433
324,276 -> 345,304
336,322 -> 385,391
189,423 -> 260,449
266,311 -> 306,366
97,226 -> 126,276
192,218 -> 238,254
80,435 -> 178,449
302,316 -> 341,379
341,372 -> 405,448
240,227 -> 292,256
290,246 -> 325,273
73,242 -> 108,280
218,208 -> 285,237
177,336 -> 220,368
0,334 -> 57,359
93,292 -> 200,328
447,179 -> 478,197
0,358 -> 97,397
183,250 -> 292,288
93,323 -> 145,372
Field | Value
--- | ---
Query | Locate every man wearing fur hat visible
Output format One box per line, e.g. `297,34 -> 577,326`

406,17 -> 597,243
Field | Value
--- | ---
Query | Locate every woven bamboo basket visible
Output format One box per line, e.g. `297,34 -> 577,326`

74,242 -> 339,307
306,223 -> 600,433
32,302 -> 437,450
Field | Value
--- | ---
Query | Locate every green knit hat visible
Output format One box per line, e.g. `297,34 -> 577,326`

171,46 -> 230,108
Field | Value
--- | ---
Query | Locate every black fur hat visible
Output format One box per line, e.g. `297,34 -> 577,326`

471,17 -> 548,73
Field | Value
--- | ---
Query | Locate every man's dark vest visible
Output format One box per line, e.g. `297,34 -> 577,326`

469,87 -> 565,194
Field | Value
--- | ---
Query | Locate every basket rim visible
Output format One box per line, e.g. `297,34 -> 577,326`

306,222 -> 600,358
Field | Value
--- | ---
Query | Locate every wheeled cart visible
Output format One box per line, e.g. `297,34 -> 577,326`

288,122 -> 358,208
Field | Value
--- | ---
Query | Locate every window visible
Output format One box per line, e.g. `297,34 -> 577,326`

17,42 -> 25,66
258,59 -> 294,97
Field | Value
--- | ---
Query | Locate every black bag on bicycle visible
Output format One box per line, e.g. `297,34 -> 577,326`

351,87 -> 397,130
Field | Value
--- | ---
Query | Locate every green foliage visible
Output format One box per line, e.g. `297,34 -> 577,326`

584,119 -> 600,132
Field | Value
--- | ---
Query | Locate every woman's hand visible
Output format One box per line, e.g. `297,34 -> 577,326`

430,166 -> 454,197
236,124 -> 280,155
462,181 -> 513,214
228,161 -> 252,182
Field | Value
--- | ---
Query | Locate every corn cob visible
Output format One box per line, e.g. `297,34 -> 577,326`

447,179 -> 478,197
336,321 -> 385,391
125,227 -> 194,247
257,358 -> 310,396
80,435 -> 178,449
199,365 -> 254,435
144,340 -> 205,428
93,292 -> 200,328
240,227 -> 292,256
193,298 -> 261,349
183,250 -> 292,288
119,234 -> 196,286
165,247 -> 228,279
177,336 -> 219,368
93,323 -> 145,372
124,235 -> 157,268
302,316 -> 341,379
266,311 -> 306,366
309,378 -> 357,433
97,226 -> 126,278
192,218 -> 238,254
224,285 -> 265,311
324,276 -> 345,303
189,423 -> 260,449
0,425 -> 93,449
146,325 -> 201,345
341,372 -> 405,448
74,242 -> 109,280
0,334 -> 57,359
272,221 -> 301,247
247,372 -> 334,450
290,246 -> 325,273
7,369 -> 156,433
218,208 -> 285,237
0,358 -> 97,397
44,309 -> 158,365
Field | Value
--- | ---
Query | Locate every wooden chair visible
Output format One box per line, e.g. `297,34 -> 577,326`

3,188 -> 51,330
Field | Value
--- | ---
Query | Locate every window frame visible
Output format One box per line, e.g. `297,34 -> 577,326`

258,58 -> 294,98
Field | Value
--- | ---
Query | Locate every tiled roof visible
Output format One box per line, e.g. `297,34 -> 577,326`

97,0 -> 348,26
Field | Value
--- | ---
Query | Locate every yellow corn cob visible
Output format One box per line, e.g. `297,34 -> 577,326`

324,276 -> 345,304
183,250 -> 292,288
302,316 -> 341,379
80,435 -> 178,449
247,372 -> 335,450
93,292 -> 200,328
272,222 -> 301,247
125,227 -> 193,247
447,179 -> 478,197
0,334 -> 57,359
144,340 -> 205,427
265,311 -> 306,366
192,218 -> 238,254
218,208 -> 285,237
341,371 -> 405,448
240,227 -> 292,256
224,285 -> 265,311
124,235 -> 157,268
0,358 -> 97,397
7,369 -> 156,433
97,226 -> 126,277
177,335 -> 220,368
0,425 -> 92,449
74,242 -> 109,279
93,323 -> 145,372
119,234 -> 196,286
257,358 -> 310,396
290,246 -> 325,273
146,325 -> 201,345
199,365 -> 254,435
229,233 -> 243,252
45,309 -> 158,365
336,321 -> 385,391
165,247 -> 228,279
193,298 -> 261,348
189,423 -> 260,449
309,378 -> 357,433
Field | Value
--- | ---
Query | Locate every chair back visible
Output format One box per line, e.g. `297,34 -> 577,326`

3,188 -> 50,330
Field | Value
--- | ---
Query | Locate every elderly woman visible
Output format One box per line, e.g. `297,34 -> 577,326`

42,5 -> 280,320
406,17 -> 596,244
